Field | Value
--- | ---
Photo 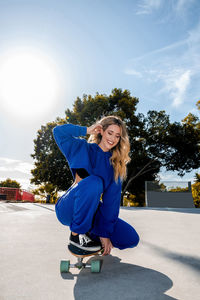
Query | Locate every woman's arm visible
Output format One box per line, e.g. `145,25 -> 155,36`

53,122 -> 102,151
52,122 -> 103,178
53,124 -> 87,146
53,123 -> 87,161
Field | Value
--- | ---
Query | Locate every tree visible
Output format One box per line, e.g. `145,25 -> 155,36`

182,113 -> 200,129
192,182 -> 200,207
32,183 -> 58,203
124,109 -> 200,203
163,122 -> 200,175
31,121 -> 73,193
0,178 -> 21,188
31,89 -> 160,206
31,89 -> 200,206
194,173 -> 200,183
180,99 -> 200,174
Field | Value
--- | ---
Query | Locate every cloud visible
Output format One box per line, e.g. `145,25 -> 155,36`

125,19 -> 200,109
0,157 -> 33,175
129,39 -> 187,63
136,0 -> 162,15
0,157 -> 34,189
171,70 -> 192,107
136,0 -> 195,16
124,68 -> 142,77
156,68 -> 192,108
175,0 -> 196,14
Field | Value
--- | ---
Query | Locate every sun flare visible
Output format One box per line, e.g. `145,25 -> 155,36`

0,49 -> 60,121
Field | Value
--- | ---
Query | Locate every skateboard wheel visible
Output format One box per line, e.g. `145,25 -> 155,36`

60,260 -> 70,273
91,260 -> 101,273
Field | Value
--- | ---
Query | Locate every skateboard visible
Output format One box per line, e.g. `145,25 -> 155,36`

60,244 -> 103,273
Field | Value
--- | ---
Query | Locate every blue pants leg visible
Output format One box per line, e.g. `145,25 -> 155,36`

110,218 -> 140,250
55,175 -> 103,234
55,175 -> 139,250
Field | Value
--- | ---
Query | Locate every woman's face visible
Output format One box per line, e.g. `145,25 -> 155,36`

99,124 -> 121,152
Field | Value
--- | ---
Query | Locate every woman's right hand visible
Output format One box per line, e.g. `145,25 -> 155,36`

87,123 -> 102,135
100,237 -> 113,256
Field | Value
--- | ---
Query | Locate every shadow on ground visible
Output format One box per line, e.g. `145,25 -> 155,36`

61,255 -> 177,300
144,241 -> 200,274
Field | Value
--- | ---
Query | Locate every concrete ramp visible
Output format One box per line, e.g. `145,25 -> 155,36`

0,203 -> 200,300
145,181 -> 195,208
146,191 -> 195,208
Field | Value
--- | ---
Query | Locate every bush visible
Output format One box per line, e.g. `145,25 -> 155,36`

123,193 -> 141,207
192,182 -> 200,208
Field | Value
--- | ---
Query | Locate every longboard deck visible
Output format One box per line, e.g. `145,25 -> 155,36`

68,243 -> 103,258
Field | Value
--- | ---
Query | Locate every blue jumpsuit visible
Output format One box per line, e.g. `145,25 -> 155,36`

53,124 -> 139,250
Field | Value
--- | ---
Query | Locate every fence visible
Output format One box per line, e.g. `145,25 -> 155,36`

0,187 -> 34,202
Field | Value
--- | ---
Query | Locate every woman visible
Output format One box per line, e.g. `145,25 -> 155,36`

53,115 -> 139,256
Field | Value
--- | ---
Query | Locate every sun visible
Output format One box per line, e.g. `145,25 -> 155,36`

0,49 -> 61,121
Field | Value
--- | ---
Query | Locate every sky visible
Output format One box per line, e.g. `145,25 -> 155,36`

0,0 -> 200,190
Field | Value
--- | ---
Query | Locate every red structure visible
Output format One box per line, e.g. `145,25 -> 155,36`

0,187 -> 35,202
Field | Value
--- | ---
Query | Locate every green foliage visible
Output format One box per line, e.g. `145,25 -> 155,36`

31,121 -> 73,192
165,122 -> 200,175
182,113 -> 200,130
0,178 -> 21,188
194,173 -> 200,183
168,187 -> 189,192
192,182 -> 200,208
123,193 -> 140,207
144,111 -> 200,176
31,88 -> 155,202
32,183 -> 58,203
30,90 -> 200,206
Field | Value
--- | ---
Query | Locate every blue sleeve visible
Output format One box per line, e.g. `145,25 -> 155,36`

92,178 -> 122,238
53,124 -> 88,177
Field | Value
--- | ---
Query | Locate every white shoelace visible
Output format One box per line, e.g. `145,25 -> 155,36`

79,234 -> 92,246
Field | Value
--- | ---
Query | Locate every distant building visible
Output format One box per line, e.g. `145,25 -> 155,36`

0,187 -> 34,202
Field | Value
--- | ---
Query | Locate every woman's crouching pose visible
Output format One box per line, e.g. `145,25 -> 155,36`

53,115 -> 140,256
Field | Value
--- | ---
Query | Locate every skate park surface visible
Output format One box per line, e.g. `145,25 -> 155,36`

0,202 -> 200,300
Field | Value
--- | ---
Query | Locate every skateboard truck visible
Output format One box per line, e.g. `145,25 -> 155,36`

60,244 -> 102,273
60,257 -> 101,273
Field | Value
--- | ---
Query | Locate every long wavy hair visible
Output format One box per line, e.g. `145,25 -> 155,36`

88,115 -> 131,181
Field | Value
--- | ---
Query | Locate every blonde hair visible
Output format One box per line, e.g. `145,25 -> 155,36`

88,115 -> 131,181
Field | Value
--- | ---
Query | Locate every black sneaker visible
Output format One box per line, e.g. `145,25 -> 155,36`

69,232 -> 102,252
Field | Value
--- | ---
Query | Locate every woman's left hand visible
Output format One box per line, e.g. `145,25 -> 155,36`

100,237 -> 113,256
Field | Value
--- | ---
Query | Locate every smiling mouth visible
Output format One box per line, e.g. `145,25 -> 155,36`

107,140 -> 114,146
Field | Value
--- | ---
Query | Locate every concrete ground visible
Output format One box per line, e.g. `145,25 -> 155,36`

0,202 -> 200,300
